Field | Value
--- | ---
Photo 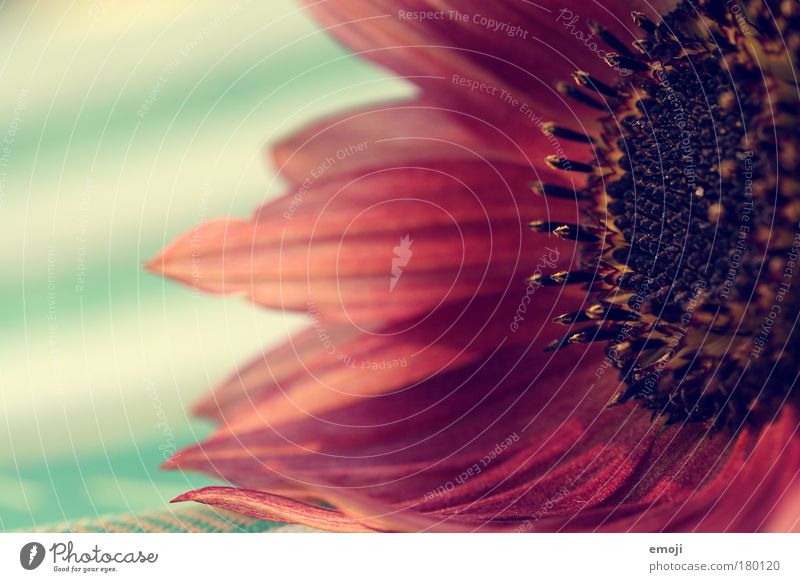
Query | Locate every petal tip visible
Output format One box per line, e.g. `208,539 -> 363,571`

160,458 -> 179,471
170,486 -> 221,504
161,448 -> 190,471
170,491 -> 196,504
144,252 -> 166,275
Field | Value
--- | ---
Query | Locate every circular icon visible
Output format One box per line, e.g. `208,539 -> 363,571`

20,542 -> 46,570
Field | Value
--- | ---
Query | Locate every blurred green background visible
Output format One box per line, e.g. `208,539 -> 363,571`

0,0 -> 411,530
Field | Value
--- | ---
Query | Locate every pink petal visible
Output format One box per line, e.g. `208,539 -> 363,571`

301,0 -> 675,124
148,160 -> 582,325
168,338 -> 640,526
765,476 -> 800,532
553,405 -> 800,532
193,323 -> 359,420
273,99 -> 535,186
193,290 -> 584,429
170,336 -> 800,531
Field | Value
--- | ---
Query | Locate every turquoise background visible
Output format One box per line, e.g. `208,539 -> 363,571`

0,0 -> 411,530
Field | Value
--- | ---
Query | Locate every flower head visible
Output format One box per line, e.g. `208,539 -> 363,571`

149,0 -> 800,531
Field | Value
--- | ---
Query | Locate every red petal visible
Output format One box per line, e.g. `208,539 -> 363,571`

193,290 -> 585,429
273,100 -> 535,186
148,160 -> 582,325
301,0 -> 674,124
552,405 -> 800,532
167,337 -> 636,525
765,474 -> 800,532
170,340 -> 800,531
193,323 -> 358,421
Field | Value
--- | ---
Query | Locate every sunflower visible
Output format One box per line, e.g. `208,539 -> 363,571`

148,0 -> 800,531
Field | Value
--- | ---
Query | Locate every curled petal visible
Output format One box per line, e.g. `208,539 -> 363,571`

173,487 -> 374,532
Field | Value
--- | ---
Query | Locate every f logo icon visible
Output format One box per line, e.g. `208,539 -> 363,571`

20,542 -> 46,570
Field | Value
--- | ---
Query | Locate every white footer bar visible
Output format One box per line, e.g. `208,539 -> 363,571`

1,533 -> 796,581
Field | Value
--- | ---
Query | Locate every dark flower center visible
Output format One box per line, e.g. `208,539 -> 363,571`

532,0 -> 800,428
